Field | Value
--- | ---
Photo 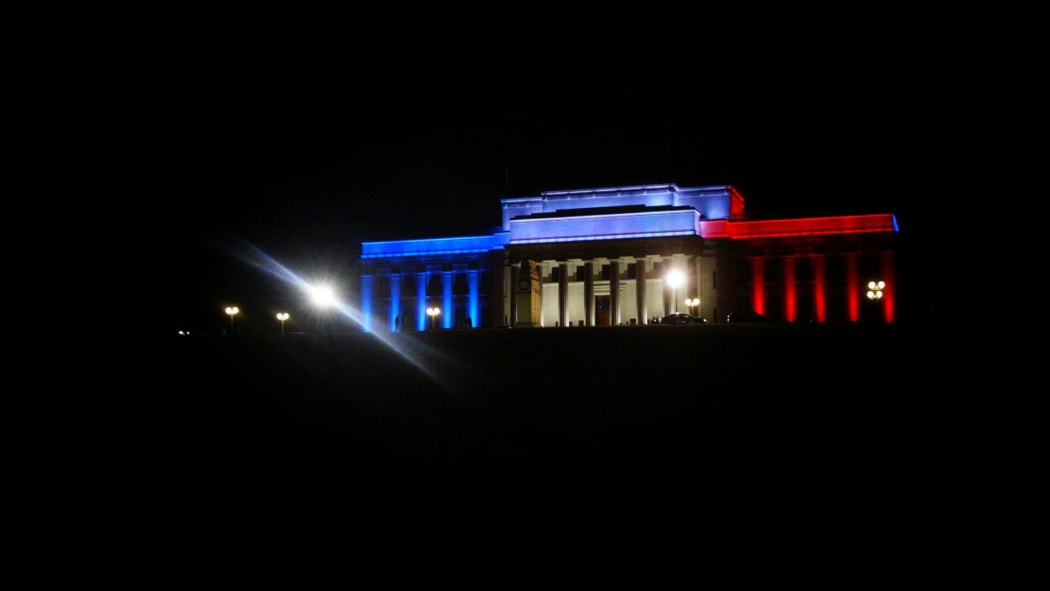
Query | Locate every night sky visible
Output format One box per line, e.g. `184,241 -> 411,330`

130,7 -> 937,334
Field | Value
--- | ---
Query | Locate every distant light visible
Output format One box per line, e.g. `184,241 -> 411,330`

224,306 -> 239,334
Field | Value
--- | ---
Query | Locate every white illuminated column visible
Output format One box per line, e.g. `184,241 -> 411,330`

225,306 -> 239,334
426,306 -> 441,330
276,312 -> 289,336
666,270 -> 685,314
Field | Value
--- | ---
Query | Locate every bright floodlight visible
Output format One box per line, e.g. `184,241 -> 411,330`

666,270 -> 685,313
666,269 -> 685,289
309,284 -> 338,308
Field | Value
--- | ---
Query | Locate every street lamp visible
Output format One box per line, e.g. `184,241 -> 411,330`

867,280 -> 885,302
867,280 -> 885,321
666,269 -> 685,314
426,306 -> 441,330
276,312 -> 289,336
225,306 -> 239,334
685,297 -> 699,317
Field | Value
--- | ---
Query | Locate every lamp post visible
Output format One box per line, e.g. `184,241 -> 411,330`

224,306 -> 239,335
685,297 -> 699,318
867,280 -> 885,321
866,280 -> 885,302
666,269 -> 685,314
276,312 -> 289,336
426,306 -> 441,330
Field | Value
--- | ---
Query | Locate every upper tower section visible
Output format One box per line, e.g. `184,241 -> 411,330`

500,183 -> 744,231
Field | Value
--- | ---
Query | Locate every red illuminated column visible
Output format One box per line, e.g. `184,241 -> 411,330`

751,257 -> 765,315
846,253 -> 859,322
881,251 -> 896,323
784,256 -> 796,323
813,255 -> 827,323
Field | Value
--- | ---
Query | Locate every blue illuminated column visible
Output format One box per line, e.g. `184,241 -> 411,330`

360,274 -> 374,333
417,271 -> 428,331
443,270 -> 453,329
389,273 -> 400,331
468,269 -> 479,328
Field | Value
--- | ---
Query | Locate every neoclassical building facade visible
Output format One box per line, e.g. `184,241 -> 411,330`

357,183 -> 898,332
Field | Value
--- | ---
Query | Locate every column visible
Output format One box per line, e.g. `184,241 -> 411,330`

417,271 -> 428,331
558,262 -> 569,327
813,255 -> 827,323
881,250 -> 896,323
784,256 -> 797,323
751,257 -> 765,315
360,274 -> 374,333
661,257 -> 671,316
635,258 -> 648,324
442,270 -> 453,329
846,253 -> 859,322
468,269 -> 479,329
610,259 -> 621,325
508,263 -> 517,327
584,260 -> 595,326
389,273 -> 401,331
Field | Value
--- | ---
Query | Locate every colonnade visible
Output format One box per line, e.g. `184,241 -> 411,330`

360,248 -> 896,332
508,255 -> 704,328
359,266 -> 480,333
746,250 -> 895,323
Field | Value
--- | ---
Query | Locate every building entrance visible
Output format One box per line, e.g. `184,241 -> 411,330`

596,295 -> 611,326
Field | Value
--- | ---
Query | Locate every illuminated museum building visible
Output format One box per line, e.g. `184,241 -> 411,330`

358,183 -> 898,332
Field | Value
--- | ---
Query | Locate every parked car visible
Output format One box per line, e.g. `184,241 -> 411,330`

659,312 -> 708,324
726,310 -> 771,323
